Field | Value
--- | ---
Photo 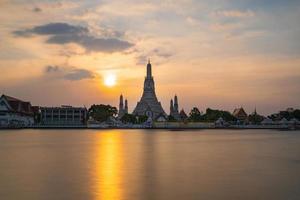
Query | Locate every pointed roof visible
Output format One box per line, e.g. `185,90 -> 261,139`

2,94 -> 21,102
280,118 -> 288,124
179,109 -> 188,119
155,113 -> 167,120
1,94 -> 33,114
233,107 -> 248,120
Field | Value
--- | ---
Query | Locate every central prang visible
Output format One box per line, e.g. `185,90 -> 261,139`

132,60 -> 167,120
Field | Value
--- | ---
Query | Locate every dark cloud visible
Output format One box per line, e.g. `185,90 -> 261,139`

47,34 -> 132,53
33,7 -> 42,12
44,65 -> 95,81
14,23 -> 133,53
45,65 -> 60,73
14,23 -> 88,36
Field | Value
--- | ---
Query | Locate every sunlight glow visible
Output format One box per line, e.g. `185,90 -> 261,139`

104,74 -> 116,87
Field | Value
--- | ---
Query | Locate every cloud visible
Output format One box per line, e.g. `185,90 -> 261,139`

45,65 -> 95,81
14,23 -> 133,53
64,69 -> 94,81
47,34 -> 133,53
33,7 -> 42,12
135,48 -> 174,65
152,48 -> 173,58
45,65 -> 60,73
14,23 -> 88,36
213,10 -> 255,18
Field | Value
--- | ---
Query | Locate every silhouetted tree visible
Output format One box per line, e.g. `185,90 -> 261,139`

268,109 -> 300,120
202,108 -> 236,122
167,115 -> 176,122
120,114 -> 148,124
248,113 -> 264,124
121,113 -> 137,124
88,104 -> 117,122
137,115 -> 148,124
189,107 -> 202,122
294,109 -> 300,120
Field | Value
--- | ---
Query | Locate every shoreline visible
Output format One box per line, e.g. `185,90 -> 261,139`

0,126 -> 299,131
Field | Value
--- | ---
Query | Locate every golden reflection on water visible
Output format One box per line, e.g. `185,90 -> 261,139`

94,131 -> 124,200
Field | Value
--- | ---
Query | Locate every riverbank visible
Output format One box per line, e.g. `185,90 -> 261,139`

1,125 -> 299,130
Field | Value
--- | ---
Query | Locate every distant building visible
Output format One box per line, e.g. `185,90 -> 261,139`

156,113 -> 167,122
118,94 -> 128,119
0,94 -> 34,127
261,118 -> 274,125
40,106 -> 87,126
232,107 -> 248,121
133,60 -> 167,119
179,109 -> 188,121
170,95 -> 181,121
215,117 -> 225,127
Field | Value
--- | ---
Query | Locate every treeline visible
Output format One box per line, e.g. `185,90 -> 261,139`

88,104 -> 241,123
188,107 -> 236,122
268,109 -> 300,121
88,104 -> 148,124
88,104 -> 300,124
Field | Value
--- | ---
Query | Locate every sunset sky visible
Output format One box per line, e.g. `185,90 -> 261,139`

0,0 -> 299,115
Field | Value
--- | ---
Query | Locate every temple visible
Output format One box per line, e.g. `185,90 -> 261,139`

118,94 -> 128,119
132,60 -> 167,119
170,95 -> 180,120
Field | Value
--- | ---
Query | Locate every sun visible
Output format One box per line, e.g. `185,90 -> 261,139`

104,74 -> 116,87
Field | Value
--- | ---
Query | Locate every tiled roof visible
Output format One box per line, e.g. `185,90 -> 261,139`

232,107 -> 248,119
179,109 -> 188,118
2,95 -> 21,102
1,94 -> 33,115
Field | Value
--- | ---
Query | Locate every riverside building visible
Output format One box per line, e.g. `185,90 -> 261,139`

40,106 -> 87,126
0,94 -> 34,127
232,107 -> 248,121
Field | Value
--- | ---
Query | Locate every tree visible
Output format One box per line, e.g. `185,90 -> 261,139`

121,114 -> 148,124
167,115 -> 176,122
137,115 -> 148,124
269,109 -> 300,121
88,104 -> 117,122
248,113 -> 264,124
121,113 -> 137,124
189,107 -> 202,122
294,109 -> 300,120
203,108 -> 236,122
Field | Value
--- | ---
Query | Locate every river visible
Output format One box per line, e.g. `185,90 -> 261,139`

0,129 -> 299,200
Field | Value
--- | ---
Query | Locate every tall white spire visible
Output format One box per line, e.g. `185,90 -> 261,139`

133,60 -> 166,119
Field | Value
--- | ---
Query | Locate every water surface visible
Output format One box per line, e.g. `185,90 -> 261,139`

0,129 -> 299,200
